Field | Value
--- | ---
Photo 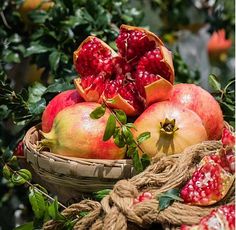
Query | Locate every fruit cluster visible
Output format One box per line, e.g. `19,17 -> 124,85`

39,24 -> 226,160
21,24 -> 234,229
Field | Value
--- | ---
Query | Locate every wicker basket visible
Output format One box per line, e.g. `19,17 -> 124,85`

23,125 -> 135,204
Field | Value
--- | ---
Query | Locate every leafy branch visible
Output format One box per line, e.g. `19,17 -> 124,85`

209,74 -> 235,127
0,154 -> 75,229
90,101 -> 151,173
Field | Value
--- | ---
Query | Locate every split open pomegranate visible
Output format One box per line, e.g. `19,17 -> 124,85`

73,25 -> 174,116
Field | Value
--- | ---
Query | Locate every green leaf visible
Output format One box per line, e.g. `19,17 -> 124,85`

140,154 -> 150,170
114,132 -> 126,148
114,109 -> 127,124
122,126 -> 133,144
28,82 -> 46,104
93,189 -> 111,201
127,146 -> 136,157
28,10 -> 48,24
29,187 -> 46,220
2,164 -> 12,179
2,147 -> 13,162
44,81 -> 74,93
125,123 -> 137,130
25,44 -> 50,56
133,149 -> 143,173
157,188 -> 183,211
137,132 -> 151,144
29,98 -> 46,115
90,105 -> 106,119
49,51 -> 61,72
14,221 -> 34,230
11,169 -> 32,185
48,198 -> 65,221
79,211 -> 89,217
3,50 -> 21,63
103,114 -> 116,141
208,74 -> 221,92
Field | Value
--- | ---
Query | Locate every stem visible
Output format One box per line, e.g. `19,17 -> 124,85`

103,101 -> 146,154
0,11 -> 11,29
3,161 -> 67,209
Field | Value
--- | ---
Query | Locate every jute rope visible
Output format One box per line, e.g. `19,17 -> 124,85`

43,141 -> 235,230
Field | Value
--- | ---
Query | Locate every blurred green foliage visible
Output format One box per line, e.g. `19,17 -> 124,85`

0,0 -> 235,229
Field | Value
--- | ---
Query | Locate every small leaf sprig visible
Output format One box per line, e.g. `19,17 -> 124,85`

157,188 -> 183,211
208,74 -> 235,127
0,153 -> 87,229
90,101 -> 151,173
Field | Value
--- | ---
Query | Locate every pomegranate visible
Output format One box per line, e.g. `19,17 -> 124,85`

133,192 -> 153,205
222,127 -> 235,148
73,24 -> 174,116
40,102 -> 125,159
181,204 -> 235,230
20,0 -> 54,12
180,159 -> 234,206
207,29 -> 232,61
169,83 -> 224,140
19,0 -> 54,23
41,89 -> 84,133
14,141 -> 24,157
133,101 -> 208,158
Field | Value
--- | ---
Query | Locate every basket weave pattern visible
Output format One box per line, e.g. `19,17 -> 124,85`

23,125 -> 136,202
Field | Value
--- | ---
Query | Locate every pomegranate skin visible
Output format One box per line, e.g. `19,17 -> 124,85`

41,102 -> 125,160
133,101 -> 208,158
42,90 -> 83,133
169,84 -> 224,140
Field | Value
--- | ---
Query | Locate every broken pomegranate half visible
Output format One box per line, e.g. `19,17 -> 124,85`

73,25 -> 174,116
181,204 -> 235,230
180,159 -> 234,206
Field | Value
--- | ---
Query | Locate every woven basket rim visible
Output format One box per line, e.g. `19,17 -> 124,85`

23,125 -> 136,183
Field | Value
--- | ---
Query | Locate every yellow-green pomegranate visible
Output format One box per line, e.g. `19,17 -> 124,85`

133,101 -> 208,159
41,102 -> 125,159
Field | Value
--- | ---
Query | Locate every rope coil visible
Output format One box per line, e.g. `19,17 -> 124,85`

43,140 -> 235,230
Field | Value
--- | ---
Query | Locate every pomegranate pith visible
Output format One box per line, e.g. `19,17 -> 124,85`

73,24 -> 174,116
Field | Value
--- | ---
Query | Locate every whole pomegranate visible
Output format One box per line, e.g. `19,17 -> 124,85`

207,29 -> 232,62
181,204 -> 235,230
180,157 -> 234,206
19,0 -> 54,13
133,101 -> 208,158
169,83 -> 224,140
19,0 -> 54,23
41,89 -> 84,133
73,24 -> 175,116
41,102 -> 125,159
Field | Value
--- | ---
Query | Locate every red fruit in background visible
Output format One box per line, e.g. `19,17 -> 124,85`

169,83 -> 224,140
133,101 -> 207,158
41,102 -> 125,159
14,141 -> 24,157
180,159 -> 234,206
74,24 -> 174,116
181,204 -> 235,230
41,89 -> 84,133
207,29 -> 232,61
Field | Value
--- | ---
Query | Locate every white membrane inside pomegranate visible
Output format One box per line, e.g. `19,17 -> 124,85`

73,25 -> 174,116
